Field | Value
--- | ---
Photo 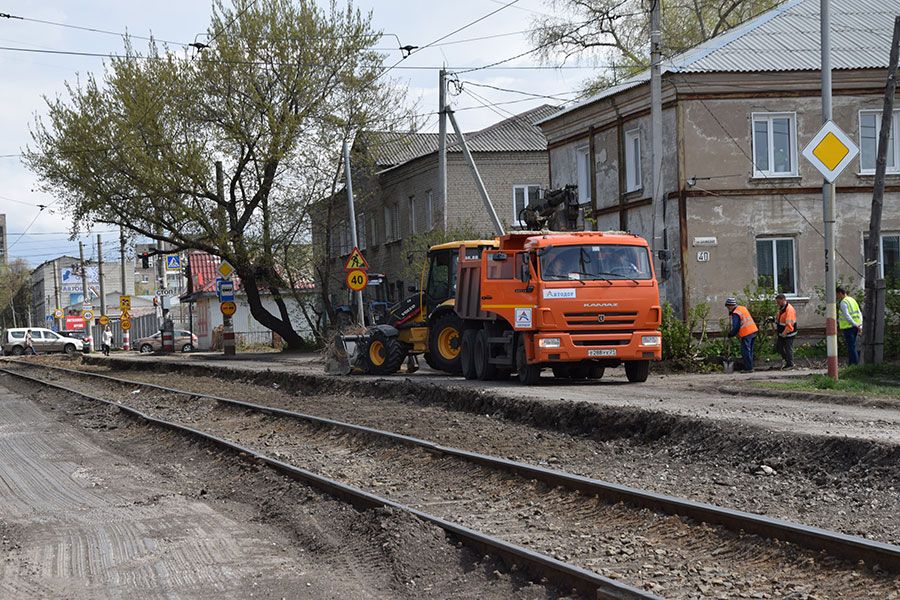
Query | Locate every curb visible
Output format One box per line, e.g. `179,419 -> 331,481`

718,385 -> 900,409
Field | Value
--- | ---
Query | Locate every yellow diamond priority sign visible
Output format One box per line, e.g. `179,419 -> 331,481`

802,120 -> 859,183
217,260 -> 235,279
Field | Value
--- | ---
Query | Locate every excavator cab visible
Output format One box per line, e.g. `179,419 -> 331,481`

423,247 -> 458,315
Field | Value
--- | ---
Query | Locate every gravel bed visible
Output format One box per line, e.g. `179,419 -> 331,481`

10,363 -> 900,599
3,371 -> 569,600
33,356 -> 900,546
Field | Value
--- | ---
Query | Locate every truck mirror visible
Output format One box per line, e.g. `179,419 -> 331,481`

520,254 -> 531,283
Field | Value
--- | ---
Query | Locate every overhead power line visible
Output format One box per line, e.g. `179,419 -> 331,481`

0,11 -> 187,46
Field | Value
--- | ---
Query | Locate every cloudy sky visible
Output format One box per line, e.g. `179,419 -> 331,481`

0,0 -> 594,266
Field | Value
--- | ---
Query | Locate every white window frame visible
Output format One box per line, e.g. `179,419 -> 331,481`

512,184 -> 542,227
624,129 -> 642,193
425,190 -> 434,230
408,195 -> 417,235
369,214 -> 378,246
863,232 -> 900,280
756,236 -> 798,296
383,205 -> 393,242
751,112 -> 798,178
575,144 -> 591,204
858,109 -> 900,175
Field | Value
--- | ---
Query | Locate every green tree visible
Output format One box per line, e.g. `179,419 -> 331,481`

530,0 -> 779,94
0,259 -> 31,328
24,0 -> 411,349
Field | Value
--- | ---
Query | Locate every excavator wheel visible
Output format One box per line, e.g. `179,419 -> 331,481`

427,312 -> 463,374
361,330 -> 407,375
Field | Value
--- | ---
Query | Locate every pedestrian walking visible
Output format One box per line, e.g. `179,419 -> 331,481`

101,326 -> 113,356
725,297 -> 758,373
774,293 -> 798,369
24,329 -> 36,355
836,287 -> 862,365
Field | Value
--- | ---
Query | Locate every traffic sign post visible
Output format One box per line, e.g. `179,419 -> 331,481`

118,296 -> 132,350
120,317 -> 131,332
220,300 -> 236,356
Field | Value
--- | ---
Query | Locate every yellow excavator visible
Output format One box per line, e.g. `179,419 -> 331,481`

337,239 -> 497,375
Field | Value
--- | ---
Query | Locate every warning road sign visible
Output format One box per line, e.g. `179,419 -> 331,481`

802,120 -> 859,183
119,295 -> 131,311
344,247 -> 369,271
346,269 -> 368,292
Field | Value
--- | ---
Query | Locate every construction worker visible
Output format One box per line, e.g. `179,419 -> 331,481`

836,287 -> 862,365
725,297 -> 758,373
774,293 -> 798,369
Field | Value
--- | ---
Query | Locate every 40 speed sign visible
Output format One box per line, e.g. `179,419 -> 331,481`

346,269 -> 368,292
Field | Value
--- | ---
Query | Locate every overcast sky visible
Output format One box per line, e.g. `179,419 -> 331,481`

0,0 -> 592,266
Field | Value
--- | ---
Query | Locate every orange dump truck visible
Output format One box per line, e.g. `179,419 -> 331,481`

455,231 -> 662,385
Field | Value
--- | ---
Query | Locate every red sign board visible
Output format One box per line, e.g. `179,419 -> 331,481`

64,315 -> 86,330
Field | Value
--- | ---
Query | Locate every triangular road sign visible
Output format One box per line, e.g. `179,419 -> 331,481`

344,247 -> 369,271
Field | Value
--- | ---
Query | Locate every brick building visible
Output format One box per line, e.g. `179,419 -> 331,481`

317,105 -> 556,304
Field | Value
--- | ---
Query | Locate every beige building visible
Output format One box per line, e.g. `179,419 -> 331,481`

320,105 -> 554,302
538,0 -> 900,328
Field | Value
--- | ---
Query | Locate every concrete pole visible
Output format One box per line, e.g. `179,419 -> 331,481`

97,234 -> 106,317
342,139 -> 366,326
79,241 -> 92,351
820,0 -> 838,380
650,0 -> 667,302
215,161 -> 235,356
438,68 -> 448,232
447,109 -> 505,236
52,260 -> 61,331
119,226 -> 130,350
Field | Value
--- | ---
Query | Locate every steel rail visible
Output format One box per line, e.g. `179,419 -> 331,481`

0,365 -> 657,600
9,361 -> 900,574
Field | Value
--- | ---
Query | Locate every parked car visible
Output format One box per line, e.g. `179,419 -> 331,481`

133,330 -> 197,353
1,327 -> 85,355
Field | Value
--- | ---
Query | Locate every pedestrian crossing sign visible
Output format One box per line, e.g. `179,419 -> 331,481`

344,247 -> 369,271
166,255 -> 181,271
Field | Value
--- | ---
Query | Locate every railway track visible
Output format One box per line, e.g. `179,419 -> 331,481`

3,360 -> 899,599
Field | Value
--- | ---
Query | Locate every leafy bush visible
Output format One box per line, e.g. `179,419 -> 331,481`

660,301 -> 712,365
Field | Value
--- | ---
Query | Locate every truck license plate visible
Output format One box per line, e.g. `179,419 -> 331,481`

588,349 -> 617,357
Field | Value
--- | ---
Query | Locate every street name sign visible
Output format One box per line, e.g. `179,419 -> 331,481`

802,120 -> 859,182
344,247 -> 369,271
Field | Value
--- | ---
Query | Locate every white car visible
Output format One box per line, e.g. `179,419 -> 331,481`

2,327 -> 84,356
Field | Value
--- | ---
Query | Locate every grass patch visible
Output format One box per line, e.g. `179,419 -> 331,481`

755,362 -> 900,399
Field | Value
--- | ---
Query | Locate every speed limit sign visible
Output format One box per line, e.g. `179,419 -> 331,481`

346,269 -> 368,292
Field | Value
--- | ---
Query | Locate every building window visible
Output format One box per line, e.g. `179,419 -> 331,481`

859,110 -> 900,174
425,190 -> 433,230
756,237 -> 797,295
513,185 -> 541,227
384,204 -> 401,242
624,129 -> 642,192
369,214 -> 378,246
864,233 -> 900,289
576,144 -> 591,204
752,113 -> 797,177
408,195 -> 417,235
357,212 -> 366,250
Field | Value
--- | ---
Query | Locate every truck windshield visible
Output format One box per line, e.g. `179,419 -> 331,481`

540,245 -> 652,281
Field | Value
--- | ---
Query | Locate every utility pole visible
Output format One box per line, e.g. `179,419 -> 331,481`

9,296 -> 16,328
119,226 -> 130,351
446,110 -> 505,236
215,160 -> 235,356
79,241 -> 92,352
438,68 -> 449,232
863,16 -> 900,365
820,0 -> 839,380
52,260 -> 62,331
650,0 -> 667,302
342,139 -> 366,326
97,234 -> 106,318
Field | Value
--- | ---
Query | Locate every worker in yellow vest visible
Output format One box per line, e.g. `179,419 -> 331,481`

725,297 -> 758,373
836,287 -> 862,365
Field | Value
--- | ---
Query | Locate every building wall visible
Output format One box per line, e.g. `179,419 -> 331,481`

191,293 -> 315,350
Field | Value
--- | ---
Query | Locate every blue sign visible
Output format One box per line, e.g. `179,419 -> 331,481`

217,280 -> 235,302
166,255 -> 181,271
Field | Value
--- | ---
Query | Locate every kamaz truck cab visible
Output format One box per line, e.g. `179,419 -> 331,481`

455,231 -> 662,384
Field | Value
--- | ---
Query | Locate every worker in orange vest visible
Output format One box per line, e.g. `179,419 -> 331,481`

725,297 -> 758,373
774,293 -> 798,369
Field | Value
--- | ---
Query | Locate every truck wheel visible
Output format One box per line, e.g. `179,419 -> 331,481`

551,365 -> 570,379
423,352 -> 438,370
460,329 -> 478,380
474,330 -> 497,381
362,330 -> 406,375
588,364 -> 605,379
515,339 -> 541,385
428,313 -> 463,374
624,360 -> 650,383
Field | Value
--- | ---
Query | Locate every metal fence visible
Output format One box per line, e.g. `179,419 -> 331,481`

87,313 -> 159,351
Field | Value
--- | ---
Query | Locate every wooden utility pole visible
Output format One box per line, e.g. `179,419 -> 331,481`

650,0 -> 667,301
863,15 -> 900,365
438,68 -> 448,232
97,234 -> 106,317
79,241 -> 92,352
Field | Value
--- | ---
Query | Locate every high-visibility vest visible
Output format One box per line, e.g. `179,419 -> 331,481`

838,296 -> 862,329
777,303 -> 798,336
733,305 -> 758,338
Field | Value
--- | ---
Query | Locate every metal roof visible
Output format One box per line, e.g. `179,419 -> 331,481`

368,104 -> 558,169
539,0 -> 900,125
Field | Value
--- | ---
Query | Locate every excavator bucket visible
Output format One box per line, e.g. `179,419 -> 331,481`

325,332 -> 368,375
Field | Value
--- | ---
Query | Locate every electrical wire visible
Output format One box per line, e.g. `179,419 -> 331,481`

0,11 -> 187,46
